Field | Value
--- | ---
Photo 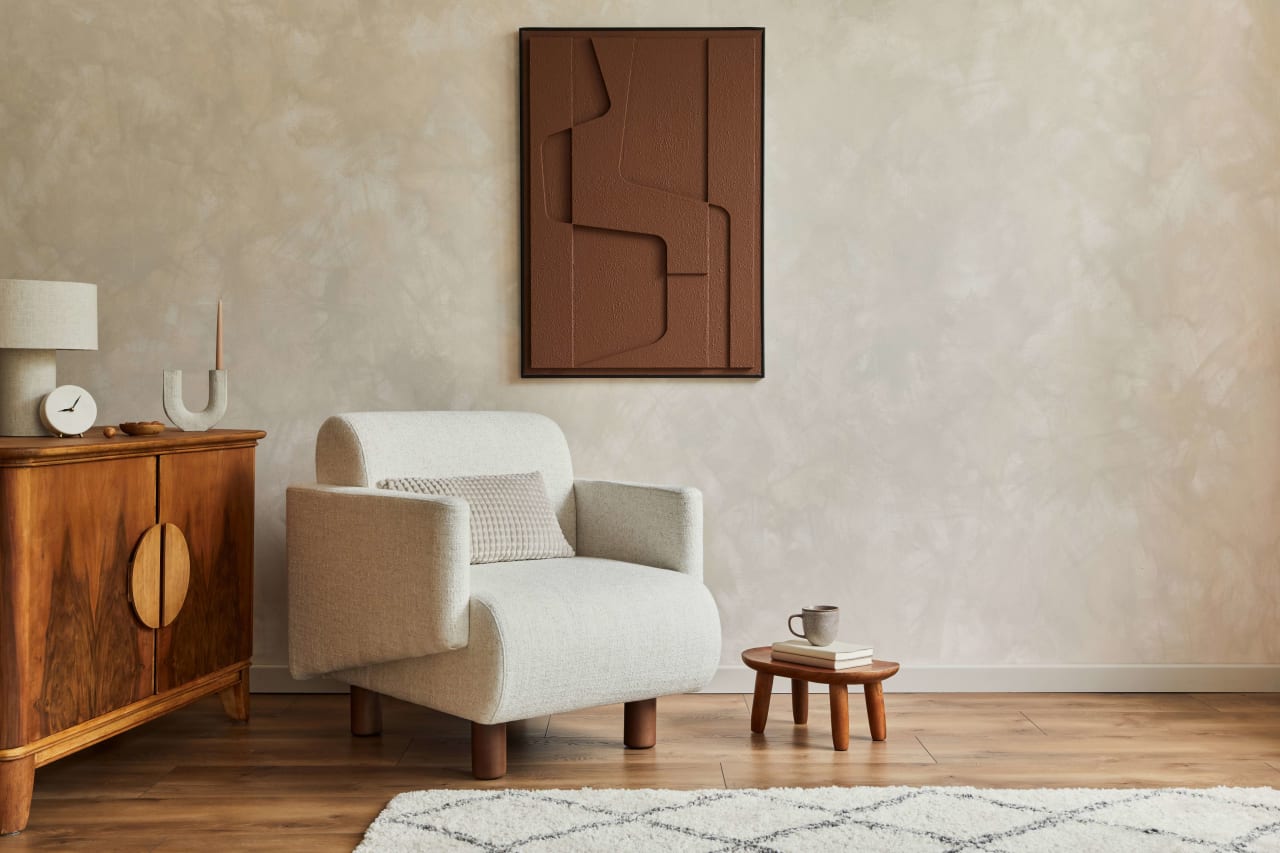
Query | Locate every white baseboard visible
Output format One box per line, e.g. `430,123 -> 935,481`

249,663 -> 1280,695
702,664 -> 1280,693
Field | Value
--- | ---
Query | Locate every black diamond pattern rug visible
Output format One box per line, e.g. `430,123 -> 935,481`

357,785 -> 1280,851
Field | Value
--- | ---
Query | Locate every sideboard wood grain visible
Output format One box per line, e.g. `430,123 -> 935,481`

0,427 -> 264,835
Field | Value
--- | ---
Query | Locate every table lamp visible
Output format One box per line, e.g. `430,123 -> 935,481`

0,280 -> 98,436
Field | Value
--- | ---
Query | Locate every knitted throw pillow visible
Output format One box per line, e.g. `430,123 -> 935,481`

377,471 -> 574,565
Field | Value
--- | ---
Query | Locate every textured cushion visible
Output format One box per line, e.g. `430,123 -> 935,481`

336,557 -> 722,724
379,472 -> 574,564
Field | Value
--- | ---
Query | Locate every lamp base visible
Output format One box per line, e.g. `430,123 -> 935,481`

0,349 -> 56,436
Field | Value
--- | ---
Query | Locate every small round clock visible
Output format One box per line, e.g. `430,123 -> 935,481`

39,385 -> 98,437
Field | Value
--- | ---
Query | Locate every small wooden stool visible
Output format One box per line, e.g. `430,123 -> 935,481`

741,647 -> 900,750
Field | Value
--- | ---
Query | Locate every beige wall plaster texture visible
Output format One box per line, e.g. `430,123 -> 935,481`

2,1 -> 1278,676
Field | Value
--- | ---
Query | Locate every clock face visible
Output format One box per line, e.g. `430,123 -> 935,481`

40,385 -> 98,437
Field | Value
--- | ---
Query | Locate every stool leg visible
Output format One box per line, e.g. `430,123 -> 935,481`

791,679 -> 808,724
750,671 -> 774,733
830,683 -> 850,751
865,681 -> 887,741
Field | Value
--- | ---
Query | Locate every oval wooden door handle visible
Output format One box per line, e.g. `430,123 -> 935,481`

129,523 -> 191,629
161,523 -> 191,626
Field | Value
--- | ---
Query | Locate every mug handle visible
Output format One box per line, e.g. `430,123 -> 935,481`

788,614 -> 806,640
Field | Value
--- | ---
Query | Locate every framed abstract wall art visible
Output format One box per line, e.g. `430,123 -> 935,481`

520,28 -> 764,377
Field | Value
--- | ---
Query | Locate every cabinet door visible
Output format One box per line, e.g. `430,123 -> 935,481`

155,447 -> 254,691
0,458 -> 156,748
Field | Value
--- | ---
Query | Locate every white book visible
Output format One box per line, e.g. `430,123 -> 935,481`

771,639 -> 874,661
771,650 -> 874,670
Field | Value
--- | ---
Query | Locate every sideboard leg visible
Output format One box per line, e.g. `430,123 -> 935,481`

350,686 -> 383,736
219,672 -> 250,723
0,755 -> 35,835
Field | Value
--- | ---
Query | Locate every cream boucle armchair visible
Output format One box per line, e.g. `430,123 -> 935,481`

287,411 -> 721,778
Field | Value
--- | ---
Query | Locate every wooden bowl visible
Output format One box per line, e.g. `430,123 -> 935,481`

119,421 -> 166,436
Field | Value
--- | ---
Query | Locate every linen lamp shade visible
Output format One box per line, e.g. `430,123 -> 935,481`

0,280 -> 98,436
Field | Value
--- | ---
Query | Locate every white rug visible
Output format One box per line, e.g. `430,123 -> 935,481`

357,785 -> 1280,851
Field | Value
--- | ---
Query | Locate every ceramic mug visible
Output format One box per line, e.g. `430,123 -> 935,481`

788,605 -> 839,646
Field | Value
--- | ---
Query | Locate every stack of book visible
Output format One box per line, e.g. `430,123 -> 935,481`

771,639 -> 874,670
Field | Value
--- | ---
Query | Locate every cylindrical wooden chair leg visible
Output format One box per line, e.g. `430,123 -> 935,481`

624,698 -> 657,749
350,686 -> 383,736
472,722 -> 508,779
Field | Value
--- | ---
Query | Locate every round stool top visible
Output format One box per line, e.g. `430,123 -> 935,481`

741,647 -> 900,686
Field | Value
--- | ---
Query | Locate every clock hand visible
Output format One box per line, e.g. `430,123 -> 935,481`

70,395 -> 81,411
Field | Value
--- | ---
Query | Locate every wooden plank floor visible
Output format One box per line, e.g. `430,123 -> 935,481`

10,691 -> 1280,851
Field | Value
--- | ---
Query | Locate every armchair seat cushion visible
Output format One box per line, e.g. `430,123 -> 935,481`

337,557 -> 721,725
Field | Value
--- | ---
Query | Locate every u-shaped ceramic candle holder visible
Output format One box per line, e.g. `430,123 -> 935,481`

162,369 -> 227,431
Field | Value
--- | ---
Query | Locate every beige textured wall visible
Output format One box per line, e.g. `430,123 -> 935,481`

3,1 -> 1278,679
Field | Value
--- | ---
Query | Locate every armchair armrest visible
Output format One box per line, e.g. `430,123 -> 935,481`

573,479 -> 703,579
287,484 -> 470,678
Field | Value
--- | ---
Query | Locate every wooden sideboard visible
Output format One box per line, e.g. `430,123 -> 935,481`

0,428 -> 265,834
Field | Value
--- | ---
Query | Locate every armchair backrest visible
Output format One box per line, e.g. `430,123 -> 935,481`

316,411 -> 577,545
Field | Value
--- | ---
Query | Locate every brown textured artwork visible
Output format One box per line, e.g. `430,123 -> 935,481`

520,28 -> 764,377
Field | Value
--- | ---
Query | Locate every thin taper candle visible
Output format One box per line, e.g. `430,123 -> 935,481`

216,299 -> 224,370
